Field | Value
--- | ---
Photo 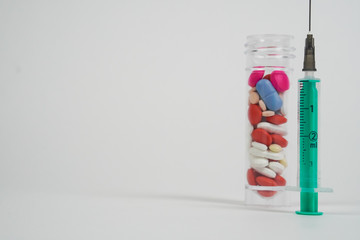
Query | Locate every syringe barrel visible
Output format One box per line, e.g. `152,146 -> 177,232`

298,73 -> 321,212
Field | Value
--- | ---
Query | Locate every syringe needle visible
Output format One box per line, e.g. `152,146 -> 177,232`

309,0 -> 312,32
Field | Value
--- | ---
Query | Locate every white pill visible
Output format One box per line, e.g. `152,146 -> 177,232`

250,156 -> 269,168
268,162 -> 285,174
257,122 -> 287,136
249,147 -> 284,160
251,141 -> 268,151
254,167 -> 276,178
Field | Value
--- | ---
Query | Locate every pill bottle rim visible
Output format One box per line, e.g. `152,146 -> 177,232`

245,34 -> 294,47
245,34 -> 295,68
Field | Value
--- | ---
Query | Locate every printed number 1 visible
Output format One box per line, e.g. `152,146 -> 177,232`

310,105 -> 313,112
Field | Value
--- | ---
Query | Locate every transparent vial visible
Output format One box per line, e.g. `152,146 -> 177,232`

244,34 -> 295,206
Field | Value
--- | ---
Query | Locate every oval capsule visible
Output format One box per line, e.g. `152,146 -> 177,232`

256,79 -> 283,111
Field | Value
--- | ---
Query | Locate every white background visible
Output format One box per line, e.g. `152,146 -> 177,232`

0,0 -> 359,239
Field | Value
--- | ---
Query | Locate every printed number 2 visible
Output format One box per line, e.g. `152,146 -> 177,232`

310,105 -> 313,112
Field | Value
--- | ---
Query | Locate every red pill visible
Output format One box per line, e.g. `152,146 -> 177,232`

258,190 -> 277,197
263,74 -> 271,80
248,104 -> 262,125
256,176 -> 277,197
266,115 -> 287,125
256,176 -> 277,186
251,128 -> 272,146
271,134 -> 288,147
274,174 -> 286,186
247,168 -> 257,186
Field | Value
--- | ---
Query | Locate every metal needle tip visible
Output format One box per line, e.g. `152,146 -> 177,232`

309,0 -> 312,32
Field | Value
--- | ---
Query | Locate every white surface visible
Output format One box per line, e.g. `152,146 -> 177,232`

0,192 -> 359,240
0,0 -> 360,239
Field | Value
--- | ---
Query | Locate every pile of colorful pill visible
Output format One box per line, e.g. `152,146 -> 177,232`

247,70 -> 289,198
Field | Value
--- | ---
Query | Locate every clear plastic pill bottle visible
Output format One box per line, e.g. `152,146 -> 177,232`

244,34 -> 295,206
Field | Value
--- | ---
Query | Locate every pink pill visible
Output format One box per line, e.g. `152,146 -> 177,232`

270,70 -> 289,92
248,70 -> 265,87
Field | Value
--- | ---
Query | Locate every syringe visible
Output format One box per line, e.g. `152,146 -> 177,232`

296,0 -> 323,215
